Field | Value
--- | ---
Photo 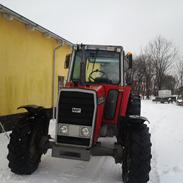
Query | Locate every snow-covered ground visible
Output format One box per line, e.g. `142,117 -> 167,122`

145,100 -> 183,183
0,100 -> 183,183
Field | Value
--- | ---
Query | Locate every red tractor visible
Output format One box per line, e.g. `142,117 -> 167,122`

7,44 -> 151,183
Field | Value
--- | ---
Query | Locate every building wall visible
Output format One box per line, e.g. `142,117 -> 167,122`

0,15 -> 72,116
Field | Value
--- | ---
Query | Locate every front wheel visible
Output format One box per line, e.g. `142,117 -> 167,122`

7,112 -> 50,175
7,124 -> 42,174
122,124 -> 152,183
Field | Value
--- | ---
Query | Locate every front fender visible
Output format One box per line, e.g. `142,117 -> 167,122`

17,105 -> 52,119
128,115 -> 150,124
17,105 -> 52,134
17,105 -> 43,114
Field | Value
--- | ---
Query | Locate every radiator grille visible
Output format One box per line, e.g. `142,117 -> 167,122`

58,91 -> 94,126
57,89 -> 96,147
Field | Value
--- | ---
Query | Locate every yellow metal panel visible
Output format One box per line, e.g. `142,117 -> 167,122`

0,15 -> 71,115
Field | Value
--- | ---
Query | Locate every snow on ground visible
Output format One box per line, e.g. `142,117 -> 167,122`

0,100 -> 183,183
144,100 -> 183,183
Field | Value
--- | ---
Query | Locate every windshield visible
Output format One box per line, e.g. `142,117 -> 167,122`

71,50 -> 120,84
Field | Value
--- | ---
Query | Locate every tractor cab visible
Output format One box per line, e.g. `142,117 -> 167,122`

65,44 -> 132,87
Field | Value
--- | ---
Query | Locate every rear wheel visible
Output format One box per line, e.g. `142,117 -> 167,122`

122,124 -> 152,183
7,113 -> 50,175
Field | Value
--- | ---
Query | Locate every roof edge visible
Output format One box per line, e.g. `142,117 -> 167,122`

0,4 -> 73,47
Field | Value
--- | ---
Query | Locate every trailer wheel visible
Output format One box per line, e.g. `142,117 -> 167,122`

122,124 -> 151,183
7,114 -> 49,175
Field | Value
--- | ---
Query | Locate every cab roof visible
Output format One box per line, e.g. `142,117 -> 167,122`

74,44 -> 123,52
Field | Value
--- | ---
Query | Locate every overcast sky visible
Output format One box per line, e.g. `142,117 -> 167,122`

0,0 -> 183,55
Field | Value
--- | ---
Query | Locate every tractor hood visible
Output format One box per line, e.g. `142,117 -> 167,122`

65,82 -> 106,99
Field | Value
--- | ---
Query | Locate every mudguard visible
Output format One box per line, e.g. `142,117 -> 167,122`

17,105 -> 52,137
17,105 -> 43,114
128,115 -> 150,124
17,105 -> 52,120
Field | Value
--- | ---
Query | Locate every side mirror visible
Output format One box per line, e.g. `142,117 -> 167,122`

127,52 -> 133,69
64,54 -> 71,69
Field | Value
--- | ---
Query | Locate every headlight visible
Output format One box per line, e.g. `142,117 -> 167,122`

80,127 -> 90,137
60,125 -> 69,135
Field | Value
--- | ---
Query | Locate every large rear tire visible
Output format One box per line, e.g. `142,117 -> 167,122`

122,124 -> 152,183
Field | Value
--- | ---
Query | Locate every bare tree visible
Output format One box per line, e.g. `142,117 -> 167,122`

131,56 -> 146,96
176,59 -> 183,88
162,74 -> 176,93
133,54 -> 154,99
141,53 -> 155,98
175,59 -> 183,96
145,36 -> 177,94
132,36 -> 178,98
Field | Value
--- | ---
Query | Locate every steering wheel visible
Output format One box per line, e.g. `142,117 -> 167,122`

88,69 -> 108,82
